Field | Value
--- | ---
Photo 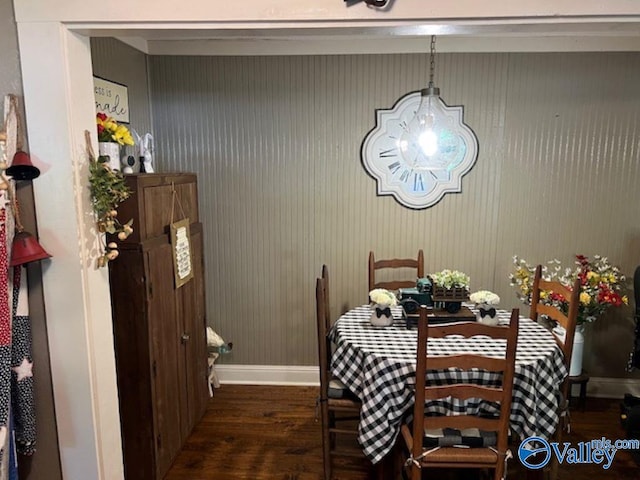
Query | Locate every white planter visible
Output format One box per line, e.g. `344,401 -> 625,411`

98,142 -> 121,171
370,304 -> 394,327
475,303 -> 499,325
553,324 -> 585,377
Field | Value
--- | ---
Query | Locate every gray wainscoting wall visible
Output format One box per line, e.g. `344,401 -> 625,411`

92,38 -> 640,379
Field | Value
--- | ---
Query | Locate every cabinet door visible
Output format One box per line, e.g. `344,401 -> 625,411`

147,244 -> 184,478
177,228 -> 209,439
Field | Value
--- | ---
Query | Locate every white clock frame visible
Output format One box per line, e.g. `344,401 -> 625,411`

361,91 -> 479,210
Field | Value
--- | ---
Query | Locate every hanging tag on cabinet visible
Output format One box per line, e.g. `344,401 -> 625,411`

169,183 -> 193,288
170,217 -> 193,288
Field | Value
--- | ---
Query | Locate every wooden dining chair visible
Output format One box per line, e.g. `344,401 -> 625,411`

529,264 -> 581,480
401,306 -> 519,480
368,250 -> 425,292
315,275 -> 363,480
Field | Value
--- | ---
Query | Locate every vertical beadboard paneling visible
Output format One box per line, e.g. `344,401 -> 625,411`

147,52 -> 640,373
496,52 -> 640,375
91,38 -> 153,162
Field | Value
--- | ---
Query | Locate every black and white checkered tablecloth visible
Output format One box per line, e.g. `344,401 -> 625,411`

329,304 -> 568,464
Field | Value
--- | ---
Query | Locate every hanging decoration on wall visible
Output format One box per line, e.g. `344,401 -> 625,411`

0,94 -> 38,473
93,76 -> 129,123
360,36 -> 479,209
1,96 -> 50,267
86,131 -> 133,268
4,96 -> 40,182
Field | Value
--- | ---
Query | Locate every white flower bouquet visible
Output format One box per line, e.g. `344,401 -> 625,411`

469,290 -> 500,306
369,288 -> 398,307
430,269 -> 470,289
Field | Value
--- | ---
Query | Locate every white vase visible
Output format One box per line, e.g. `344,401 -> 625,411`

475,303 -> 499,325
370,304 -> 394,327
570,324 -> 585,376
98,142 -> 121,171
553,324 -> 585,377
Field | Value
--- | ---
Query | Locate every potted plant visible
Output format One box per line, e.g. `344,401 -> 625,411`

469,290 -> 500,325
96,112 -> 135,171
368,288 -> 398,327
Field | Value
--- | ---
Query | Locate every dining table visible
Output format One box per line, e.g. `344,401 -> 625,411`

329,304 -> 568,465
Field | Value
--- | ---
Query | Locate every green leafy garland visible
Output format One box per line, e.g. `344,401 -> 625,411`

86,130 -> 133,267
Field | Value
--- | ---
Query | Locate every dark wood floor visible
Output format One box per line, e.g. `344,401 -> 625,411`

165,385 -> 639,480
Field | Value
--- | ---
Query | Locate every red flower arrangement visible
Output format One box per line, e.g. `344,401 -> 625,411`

510,254 -> 628,324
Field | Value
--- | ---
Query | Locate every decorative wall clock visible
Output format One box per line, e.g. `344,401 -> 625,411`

361,89 -> 479,210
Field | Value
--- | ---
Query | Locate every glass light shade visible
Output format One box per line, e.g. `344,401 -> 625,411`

399,86 -> 470,174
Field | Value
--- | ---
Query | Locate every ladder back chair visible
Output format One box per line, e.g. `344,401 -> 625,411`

315,275 -> 363,480
529,264 -> 581,480
530,264 -> 581,399
401,306 -> 519,480
368,250 -> 425,292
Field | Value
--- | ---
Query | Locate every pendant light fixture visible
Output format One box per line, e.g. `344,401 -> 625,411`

361,35 -> 479,209
399,36 -> 478,179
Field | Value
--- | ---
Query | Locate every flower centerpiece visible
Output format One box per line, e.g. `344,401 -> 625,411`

96,112 -> 134,170
431,269 -> 470,291
510,254 -> 628,325
430,269 -> 470,313
368,288 -> 398,327
469,290 -> 500,325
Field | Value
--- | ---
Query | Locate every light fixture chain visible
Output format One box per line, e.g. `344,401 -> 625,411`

429,35 -> 436,86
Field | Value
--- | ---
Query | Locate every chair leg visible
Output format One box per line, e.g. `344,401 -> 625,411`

548,423 -> 565,480
320,403 -> 332,480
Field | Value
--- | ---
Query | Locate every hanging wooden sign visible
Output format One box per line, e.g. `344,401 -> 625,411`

170,218 -> 193,288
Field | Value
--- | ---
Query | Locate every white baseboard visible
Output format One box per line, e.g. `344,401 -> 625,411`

215,365 -> 640,399
216,364 -> 319,386
588,376 -> 640,398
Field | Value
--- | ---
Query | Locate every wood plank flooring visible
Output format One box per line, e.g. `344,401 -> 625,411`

164,385 -> 639,480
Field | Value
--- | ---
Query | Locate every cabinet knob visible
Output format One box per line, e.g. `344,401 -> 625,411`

181,333 -> 190,343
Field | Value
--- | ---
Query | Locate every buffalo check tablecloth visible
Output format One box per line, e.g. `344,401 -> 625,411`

329,304 -> 568,465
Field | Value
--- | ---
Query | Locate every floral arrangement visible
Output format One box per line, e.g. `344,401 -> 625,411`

430,269 -> 470,289
369,288 -> 398,307
87,130 -> 134,267
469,290 -> 500,306
96,112 -> 134,146
510,254 -> 628,324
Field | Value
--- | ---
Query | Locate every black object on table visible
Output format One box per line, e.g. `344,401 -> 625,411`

403,305 -> 476,328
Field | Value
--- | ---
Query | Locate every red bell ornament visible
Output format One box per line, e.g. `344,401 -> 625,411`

6,151 -> 40,181
10,230 -> 52,266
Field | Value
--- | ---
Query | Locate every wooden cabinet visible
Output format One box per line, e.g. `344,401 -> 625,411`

109,173 -> 209,479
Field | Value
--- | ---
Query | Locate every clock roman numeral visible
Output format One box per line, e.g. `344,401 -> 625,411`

388,161 -> 401,174
399,120 -> 409,132
413,172 -> 425,192
379,148 -> 397,158
399,169 -> 410,183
